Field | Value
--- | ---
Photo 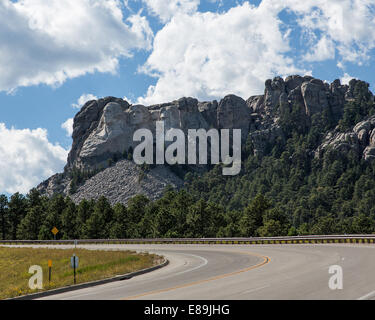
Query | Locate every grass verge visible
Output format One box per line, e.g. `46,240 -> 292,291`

0,246 -> 161,299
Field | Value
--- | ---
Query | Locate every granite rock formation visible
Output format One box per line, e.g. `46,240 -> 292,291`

37,75 -> 374,204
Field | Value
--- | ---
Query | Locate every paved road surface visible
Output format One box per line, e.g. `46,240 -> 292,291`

6,244 -> 375,300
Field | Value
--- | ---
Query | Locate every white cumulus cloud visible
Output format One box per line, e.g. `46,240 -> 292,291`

72,93 -> 98,109
0,124 -> 69,194
138,2 -> 304,104
0,0 -> 153,92
278,0 -> 375,64
341,73 -> 355,85
61,118 -> 74,137
137,0 -> 375,105
304,36 -> 335,62
141,0 -> 199,22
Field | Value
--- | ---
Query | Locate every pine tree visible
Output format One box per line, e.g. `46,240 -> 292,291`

85,207 -> 106,239
138,203 -> 159,238
17,206 -> 43,240
39,194 -> 66,239
240,194 -> 271,237
109,203 -> 128,238
77,199 -> 94,238
61,198 -> 78,239
0,195 -> 9,240
8,192 -> 27,240
85,197 -> 113,238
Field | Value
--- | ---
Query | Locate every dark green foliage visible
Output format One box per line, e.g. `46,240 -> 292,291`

39,194 -> 65,239
339,80 -> 375,131
61,198 -> 78,239
8,192 -> 27,240
17,207 -> 43,240
17,189 -> 48,240
0,195 -> 9,240
6,187 -> 235,239
279,102 -> 308,136
240,194 -> 271,236
258,208 -> 290,237
109,203 -> 128,238
85,196 -> 114,238
76,199 -> 94,239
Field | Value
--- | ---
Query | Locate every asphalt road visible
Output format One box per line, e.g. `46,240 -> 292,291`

6,244 -> 375,300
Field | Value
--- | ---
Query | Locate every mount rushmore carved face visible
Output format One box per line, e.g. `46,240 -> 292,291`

159,106 -> 180,131
128,105 -> 151,127
97,102 -> 128,138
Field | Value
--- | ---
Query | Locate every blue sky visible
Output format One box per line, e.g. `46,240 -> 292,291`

1,0 -> 375,195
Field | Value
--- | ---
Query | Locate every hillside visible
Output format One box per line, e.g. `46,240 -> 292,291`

37,75 -> 375,205
3,74 -> 371,239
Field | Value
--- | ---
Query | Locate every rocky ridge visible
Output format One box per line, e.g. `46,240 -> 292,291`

37,75 -> 374,204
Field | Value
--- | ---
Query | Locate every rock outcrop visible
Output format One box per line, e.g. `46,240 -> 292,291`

67,97 -> 130,171
315,115 -> 375,161
37,75 -> 374,205
65,95 -> 250,171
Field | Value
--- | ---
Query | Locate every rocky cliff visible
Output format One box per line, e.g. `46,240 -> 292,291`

37,75 -> 374,205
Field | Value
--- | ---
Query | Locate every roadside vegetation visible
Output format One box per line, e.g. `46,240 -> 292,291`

0,247 -> 159,299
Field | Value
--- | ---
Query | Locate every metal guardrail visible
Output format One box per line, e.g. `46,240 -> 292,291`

0,235 -> 375,245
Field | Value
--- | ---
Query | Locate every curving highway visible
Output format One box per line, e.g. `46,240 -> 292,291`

13,243 -> 373,300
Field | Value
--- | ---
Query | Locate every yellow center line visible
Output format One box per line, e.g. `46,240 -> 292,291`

122,250 -> 271,300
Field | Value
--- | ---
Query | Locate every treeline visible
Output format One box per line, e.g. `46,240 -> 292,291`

0,185 -> 374,241
0,188 -> 290,240
0,188 -> 258,239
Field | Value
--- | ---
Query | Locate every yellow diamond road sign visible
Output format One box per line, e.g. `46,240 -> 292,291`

51,227 -> 59,235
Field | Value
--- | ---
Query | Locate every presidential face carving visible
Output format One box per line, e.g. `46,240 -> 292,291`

160,106 -> 180,131
129,105 -> 151,127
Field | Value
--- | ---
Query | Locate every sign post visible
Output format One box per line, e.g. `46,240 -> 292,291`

48,260 -> 52,283
70,254 -> 79,284
51,227 -> 59,240
73,255 -> 76,284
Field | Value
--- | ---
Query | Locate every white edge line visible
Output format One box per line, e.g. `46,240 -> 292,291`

358,290 -> 375,300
